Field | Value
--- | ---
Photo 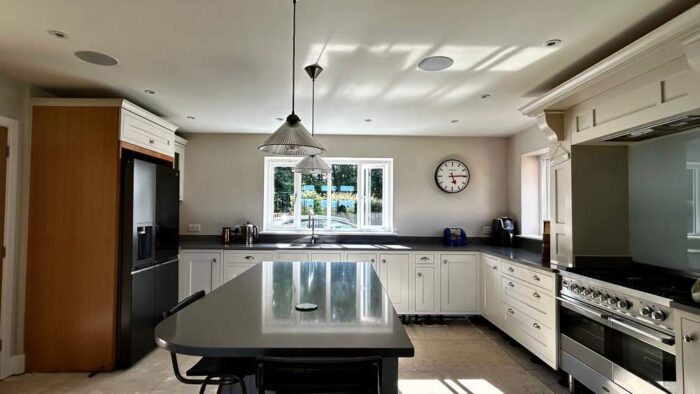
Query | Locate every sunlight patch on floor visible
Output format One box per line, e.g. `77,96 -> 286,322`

399,378 -> 504,394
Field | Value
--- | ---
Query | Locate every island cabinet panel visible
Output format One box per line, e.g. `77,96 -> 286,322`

180,250 -> 222,299
480,254 -> 501,324
345,253 -> 378,272
439,253 -> 478,313
221,251 -> 275,286
25,106 -> 122,372
413,266 -> 437,313
378,254 -> 411,313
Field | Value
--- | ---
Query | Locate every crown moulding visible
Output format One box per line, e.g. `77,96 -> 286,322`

520,4 -> 700,118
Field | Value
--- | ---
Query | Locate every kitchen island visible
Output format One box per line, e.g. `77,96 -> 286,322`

155,261 -> 414,393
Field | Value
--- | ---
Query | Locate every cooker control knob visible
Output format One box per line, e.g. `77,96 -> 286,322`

616,299 -> 629,310
640,306 -> 652,317
592,291 -> 601,300
651,310 -> 666,321
582,289 -> 591,297
608,297 -> 618,306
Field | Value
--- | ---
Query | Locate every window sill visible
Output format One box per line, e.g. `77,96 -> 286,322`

517,234 -> 543,241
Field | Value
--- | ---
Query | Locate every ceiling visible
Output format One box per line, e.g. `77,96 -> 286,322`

0,0 -> 695,137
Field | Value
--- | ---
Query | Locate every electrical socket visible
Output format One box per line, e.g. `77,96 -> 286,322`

188,224 -> 201,233
482,225 -> 491,236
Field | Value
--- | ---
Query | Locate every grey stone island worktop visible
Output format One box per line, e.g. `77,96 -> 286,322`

180,235 -> 554,272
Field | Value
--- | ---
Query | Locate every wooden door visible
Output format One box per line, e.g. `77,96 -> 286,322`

0,126 -> 6,315
440,254 -> 478,313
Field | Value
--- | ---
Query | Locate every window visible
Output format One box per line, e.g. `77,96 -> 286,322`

539,154 -> 551,226
264,157 -> 393,233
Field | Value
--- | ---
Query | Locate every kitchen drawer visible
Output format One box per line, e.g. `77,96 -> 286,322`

120,109 -> 174,157
414,253 -> 435,265
503,302 -> 556,365
500,260 -> 554,291
223,251 -> 276,264
501,276 -> 555,323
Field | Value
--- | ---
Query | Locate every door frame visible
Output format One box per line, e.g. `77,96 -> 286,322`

0,115 -> 20,379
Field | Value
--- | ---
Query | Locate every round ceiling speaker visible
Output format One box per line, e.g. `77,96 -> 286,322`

418,56 -> 454,71
75,51 -> 119,66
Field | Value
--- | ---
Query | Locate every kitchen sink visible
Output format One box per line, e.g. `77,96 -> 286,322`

277,243 -> 344,249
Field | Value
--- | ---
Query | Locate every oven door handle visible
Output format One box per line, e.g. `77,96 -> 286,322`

557,296 -> 610,325
608,317 -> 676,346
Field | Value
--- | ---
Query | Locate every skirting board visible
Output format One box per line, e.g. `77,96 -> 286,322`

7,354 -> 24,378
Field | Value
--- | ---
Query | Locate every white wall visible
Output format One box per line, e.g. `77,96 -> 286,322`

180,133 -> 509,237
506,125 -> 549,231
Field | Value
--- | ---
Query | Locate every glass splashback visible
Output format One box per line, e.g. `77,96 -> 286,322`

629,126 -> 700,273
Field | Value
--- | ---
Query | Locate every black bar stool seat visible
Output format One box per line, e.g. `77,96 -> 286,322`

187,356 -> 257,378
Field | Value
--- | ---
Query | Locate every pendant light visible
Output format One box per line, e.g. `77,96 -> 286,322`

259,0 -> 325,156
294,64 -> 331,174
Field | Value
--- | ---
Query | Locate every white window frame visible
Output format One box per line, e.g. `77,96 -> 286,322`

263,157 -> 394,234
688,162 -> 700,236
538,153 -> 551,233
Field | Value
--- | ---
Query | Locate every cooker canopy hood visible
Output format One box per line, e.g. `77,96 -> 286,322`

602,114 -> 700,142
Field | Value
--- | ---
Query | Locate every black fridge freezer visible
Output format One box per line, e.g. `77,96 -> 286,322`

118,158 -> 179,368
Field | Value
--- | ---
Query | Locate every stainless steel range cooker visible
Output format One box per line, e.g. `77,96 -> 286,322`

558,269 -> 685,394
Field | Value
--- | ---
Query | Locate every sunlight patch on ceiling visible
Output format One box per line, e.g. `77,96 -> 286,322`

491,46 -> 558,71
474,46 -> 519,71
432,45 -> 500,70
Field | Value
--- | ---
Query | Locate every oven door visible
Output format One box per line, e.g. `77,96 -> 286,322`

559,296 -> 677,394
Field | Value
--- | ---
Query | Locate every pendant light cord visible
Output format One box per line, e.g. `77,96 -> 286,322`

311,77 -> 315,135
291,0 -> 297,115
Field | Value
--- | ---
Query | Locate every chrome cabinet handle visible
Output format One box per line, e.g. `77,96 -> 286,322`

532,292 -> 541,299
420,257 -> 429,261
382,259 -> 386,264
533,274 -> 541,281
149,138 -> 155,144
508,267 -> 514,272
507,308 -> 514,315
508,282 -> 515,288
532,323 -> 541,329
211,258 -> 217,264
443,259 -> 448,264
417,272 -> 423,278
370,259 -> 375,263
492,266 -> 497,270
684,335 -> 695,343
245,256 -> 255,260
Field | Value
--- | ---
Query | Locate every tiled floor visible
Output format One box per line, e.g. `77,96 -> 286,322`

0,318 -> 569,393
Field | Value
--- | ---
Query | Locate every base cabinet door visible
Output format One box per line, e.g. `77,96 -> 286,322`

681,315 -> 700,394
378,254 -> 410,313
223,263 -> 256,283
481,254 -> 501,322
440,253 -> 478,313
346,253 -> 378,272
222,251 -> 275,285
309,252 -> 343,262
179,250 -> 222,299
414,266 -> 437,313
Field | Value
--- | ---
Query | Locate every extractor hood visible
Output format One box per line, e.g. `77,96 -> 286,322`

602,114 -> 700,142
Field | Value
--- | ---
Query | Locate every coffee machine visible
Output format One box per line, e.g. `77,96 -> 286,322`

491,217 -> 516,246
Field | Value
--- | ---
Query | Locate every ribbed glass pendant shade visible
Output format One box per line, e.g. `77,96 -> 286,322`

293,154 -> 331,174
259,114 -> 325,156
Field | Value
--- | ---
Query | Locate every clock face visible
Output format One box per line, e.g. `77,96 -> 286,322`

435,159 -> 470,193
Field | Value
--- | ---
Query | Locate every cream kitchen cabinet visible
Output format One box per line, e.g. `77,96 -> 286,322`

174,135 -> 187,201
440,253 -> 478,313
378,254 -> 411,314
345,252 -> 378,272
179,250 -> 222,300
222,251 -> 275,284
413,266 -> 438,313
675,308 -> 700,394
480,254 -> 501,323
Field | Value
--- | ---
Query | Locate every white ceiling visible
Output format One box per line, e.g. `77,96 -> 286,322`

0,0 -> 694,136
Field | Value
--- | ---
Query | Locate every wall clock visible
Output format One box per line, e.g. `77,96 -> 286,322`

435,159 -> 470,193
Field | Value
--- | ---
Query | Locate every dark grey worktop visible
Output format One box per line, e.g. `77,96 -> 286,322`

155,261 -> 414,358
180,235 -> 554,272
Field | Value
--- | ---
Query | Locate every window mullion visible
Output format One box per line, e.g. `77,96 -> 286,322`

294,172 -> 301,230
326,171 -> 331,229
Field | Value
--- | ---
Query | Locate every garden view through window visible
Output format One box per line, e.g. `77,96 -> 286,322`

264,157 -> 393,233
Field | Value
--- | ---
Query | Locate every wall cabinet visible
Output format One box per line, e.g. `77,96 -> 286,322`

675,309 -> 700,394
180,251 -> 222,300
174,135 -> 187,201
378,254 -> 411,313
439,253 -> 478,313
481,254 -> 501,323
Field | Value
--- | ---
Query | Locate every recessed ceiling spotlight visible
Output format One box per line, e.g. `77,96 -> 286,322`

48,30 -> 67,39
480,94 -> 491,99
451,120 -> 459,123
418,56 -> 454,71
144,89 -> 156,95
186,115 -> 196,120
364,118 -> 373,122
544,39 -> 562,48
75,50 -> 119,66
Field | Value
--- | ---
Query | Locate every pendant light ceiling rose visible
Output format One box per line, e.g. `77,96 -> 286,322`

304,64 -> 323,80
258,0 -> 325,156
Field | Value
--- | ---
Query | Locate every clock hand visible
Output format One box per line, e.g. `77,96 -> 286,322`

449,173 -> 457,184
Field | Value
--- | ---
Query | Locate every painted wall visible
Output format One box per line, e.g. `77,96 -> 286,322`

180,133 -> 509,237
505,125 -> 548,232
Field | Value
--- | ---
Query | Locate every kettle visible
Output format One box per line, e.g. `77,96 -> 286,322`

240,222 -> 259,245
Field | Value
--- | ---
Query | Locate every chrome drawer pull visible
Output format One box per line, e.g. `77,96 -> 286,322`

149,138 -> 155,144
417,272 -> 423,278
245,256 -> 255,260
532,292 -> 541,299
508,267 -> 514,272
507,308 -> 515,315
420,256 -> 429,261
532,323 -> 541,329
443,259 -> 448,264
382,259 -> 387,264
211,258 -> 217,263
370,259 -> 375,263
492,266 -> 497,270
533,274 -> 540,281
508,282 -> 515,288
684,335 -> 695,343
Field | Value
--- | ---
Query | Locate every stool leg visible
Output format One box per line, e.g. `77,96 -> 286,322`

239,378 -> 248,394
